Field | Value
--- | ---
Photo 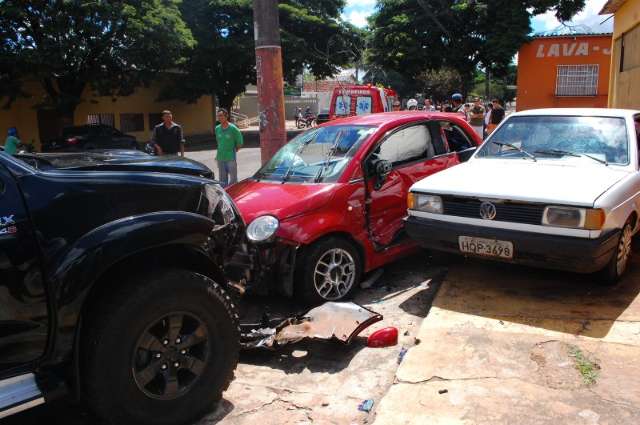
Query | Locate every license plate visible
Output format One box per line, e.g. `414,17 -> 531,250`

458,236 -> 514,259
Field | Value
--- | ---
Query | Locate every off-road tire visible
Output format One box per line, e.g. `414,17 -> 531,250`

597,222 -> 634,286
82,269 -> 239,425
296,237 -> 362,305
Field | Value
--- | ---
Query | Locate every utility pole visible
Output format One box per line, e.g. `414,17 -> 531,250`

253,0 -> 287,164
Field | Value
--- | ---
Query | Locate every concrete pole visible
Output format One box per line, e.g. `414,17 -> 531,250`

253,0 -> 287,164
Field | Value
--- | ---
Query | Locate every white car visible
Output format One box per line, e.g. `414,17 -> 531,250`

406,108 -> 640,284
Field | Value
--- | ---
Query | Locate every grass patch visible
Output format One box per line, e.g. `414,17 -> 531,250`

569,345 -> 600,386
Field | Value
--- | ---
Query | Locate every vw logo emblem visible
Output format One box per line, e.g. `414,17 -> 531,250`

479,202 -> 497,220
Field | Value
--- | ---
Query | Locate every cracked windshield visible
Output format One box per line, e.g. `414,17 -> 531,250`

478,115 -> 630,164
256,125 -> 375,182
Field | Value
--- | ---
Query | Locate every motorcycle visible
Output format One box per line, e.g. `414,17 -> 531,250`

296,113 -> 316,129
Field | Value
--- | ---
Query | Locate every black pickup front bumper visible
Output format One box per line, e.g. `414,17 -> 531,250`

405,216 -> 620,273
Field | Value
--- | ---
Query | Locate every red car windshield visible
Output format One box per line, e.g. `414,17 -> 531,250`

255,125 -> 376,183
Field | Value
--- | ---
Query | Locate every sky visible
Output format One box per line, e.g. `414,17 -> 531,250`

342,0 -> 614,34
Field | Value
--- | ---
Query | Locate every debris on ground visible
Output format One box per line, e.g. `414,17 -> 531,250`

358,399 -> 375,413
367,327 -> 399,348
397,347 -> 408,364
438,389 -> 448,394
241,302 -> 383,349
361,268 -> 384,289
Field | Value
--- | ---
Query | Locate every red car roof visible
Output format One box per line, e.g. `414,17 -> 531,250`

321,111 -> 470,128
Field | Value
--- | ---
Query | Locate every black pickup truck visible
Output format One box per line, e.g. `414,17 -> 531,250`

0,150 -> 245,424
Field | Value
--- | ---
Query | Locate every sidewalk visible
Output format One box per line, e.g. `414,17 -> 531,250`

373,255 -> 640,424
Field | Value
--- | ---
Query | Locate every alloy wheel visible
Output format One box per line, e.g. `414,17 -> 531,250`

132,312 -> 209,400
313,248 -> 356,300
616,224 -> 633,276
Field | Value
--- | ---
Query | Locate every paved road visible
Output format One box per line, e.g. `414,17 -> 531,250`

186,147 -> 262,182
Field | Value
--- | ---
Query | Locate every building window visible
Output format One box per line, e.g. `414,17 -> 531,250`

120,113 -> 144,133
148,113 -> 164,129
87,113 -> 115,127
555,64 -> 599,97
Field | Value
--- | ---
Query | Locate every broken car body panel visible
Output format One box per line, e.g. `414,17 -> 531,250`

240,302 -> 383,349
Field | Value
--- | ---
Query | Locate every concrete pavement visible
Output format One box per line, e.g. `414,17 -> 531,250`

373,254 -> 640,425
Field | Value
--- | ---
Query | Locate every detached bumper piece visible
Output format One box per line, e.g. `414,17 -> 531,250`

405,216 -> 620,273
240,302 -> 383,349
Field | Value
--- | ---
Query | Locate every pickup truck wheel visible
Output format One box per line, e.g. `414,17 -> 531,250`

297,237 -> 362,305
598,222 -> 633,286
82,269 -> 239,425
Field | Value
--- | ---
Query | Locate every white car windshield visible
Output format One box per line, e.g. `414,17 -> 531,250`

255,125 -> 375,183
477,115 -> 629,165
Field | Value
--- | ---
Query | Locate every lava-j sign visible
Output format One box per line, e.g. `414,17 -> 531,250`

536,42 -> 611,58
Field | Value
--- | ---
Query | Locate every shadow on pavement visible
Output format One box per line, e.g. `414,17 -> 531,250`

431,241 -> 640,338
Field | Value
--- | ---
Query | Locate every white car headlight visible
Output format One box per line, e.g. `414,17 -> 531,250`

542,206 -> 604,230
246,215 -> 279,242
408,193 -> 443,214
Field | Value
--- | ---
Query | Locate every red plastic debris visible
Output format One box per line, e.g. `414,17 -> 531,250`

367,327 -> 398,348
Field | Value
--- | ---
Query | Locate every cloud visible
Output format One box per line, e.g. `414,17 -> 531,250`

344,10 -> 370,27
343,0 -> 376,27
531,0 -> 613,33
346,0 -> 377,7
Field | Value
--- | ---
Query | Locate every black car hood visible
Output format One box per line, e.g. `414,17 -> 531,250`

21,150 -> 214,178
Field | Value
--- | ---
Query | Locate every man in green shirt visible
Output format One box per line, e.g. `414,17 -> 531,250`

214,108 -> 243,187
3,128 -> 20,155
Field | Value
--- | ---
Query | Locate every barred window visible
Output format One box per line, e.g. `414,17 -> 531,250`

120,113 -> 144,133
87,113 -> 115,127
555,64 -> 599,97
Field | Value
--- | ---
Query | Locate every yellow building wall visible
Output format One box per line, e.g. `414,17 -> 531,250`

608,0 -> 640,108
612,0 -> 640,37
1,78 -> 215,150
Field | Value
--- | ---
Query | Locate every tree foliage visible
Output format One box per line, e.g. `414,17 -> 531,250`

368,0 -> 586,95
0,0 -> 194,118
416,68 -> 464,102
161,0 -> 364,112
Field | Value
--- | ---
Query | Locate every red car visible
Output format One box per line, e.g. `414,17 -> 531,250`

227,111 -> 480,304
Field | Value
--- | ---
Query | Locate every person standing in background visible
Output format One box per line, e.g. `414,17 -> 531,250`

3,127 -> 20,155
484,102 -> 493,138
486,99 -> 505,135
151,110 -> 185,157
469,97 -> 485,139
451,93 -> 468,121
215,108 -> 243,187
424,99 -> 435,111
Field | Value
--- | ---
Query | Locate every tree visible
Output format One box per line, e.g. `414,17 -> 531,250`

161,0 -> 364,112
368,0 -> 586,95
416,68 -> 464,102
0,0 -> 194,122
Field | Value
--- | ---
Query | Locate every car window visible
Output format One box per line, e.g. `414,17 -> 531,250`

256,125 -> 375,183
356,96 -> 372,115
334,95 -> 350,116
440,122 -> 473,152
377,124 -> 435,166
478,115 -> 629,165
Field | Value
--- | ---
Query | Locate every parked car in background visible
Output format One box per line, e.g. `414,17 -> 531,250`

0,149 -> 241,424
227,111 -> 480,304
407,108 -> 640,284
42,124 -> 139,152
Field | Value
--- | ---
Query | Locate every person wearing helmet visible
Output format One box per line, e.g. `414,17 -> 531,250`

451,93 -> 469,122
3,127 -> 20,155
406,98 -> 418,110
